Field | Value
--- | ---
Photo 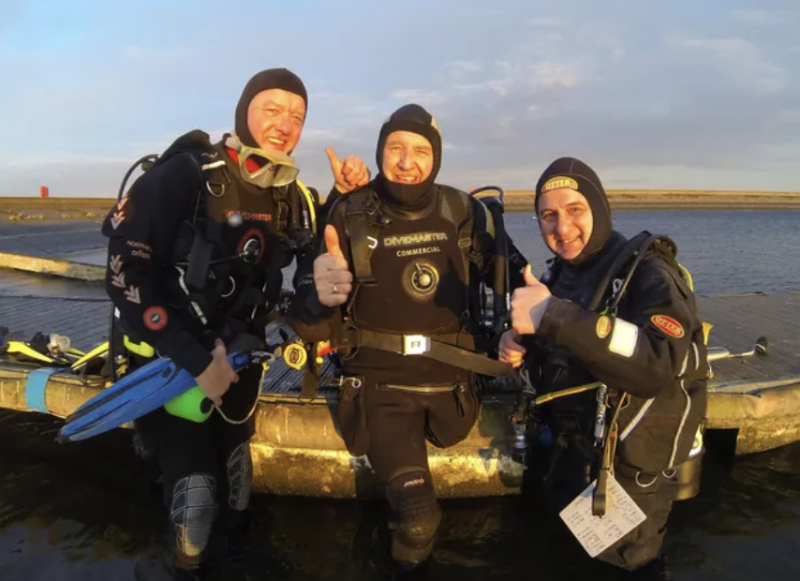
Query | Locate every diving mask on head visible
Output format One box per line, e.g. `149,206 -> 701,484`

225,134 -> 300,189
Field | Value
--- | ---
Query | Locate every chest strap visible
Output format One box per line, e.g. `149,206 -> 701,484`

336,328 -> 512,377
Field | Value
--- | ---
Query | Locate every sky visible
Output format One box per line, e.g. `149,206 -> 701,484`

0,0 -> 798,197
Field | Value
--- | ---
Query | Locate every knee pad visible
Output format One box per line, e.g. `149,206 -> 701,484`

386,469 -> 442,561
226,441 -> 253,511
170,474 -> 218,562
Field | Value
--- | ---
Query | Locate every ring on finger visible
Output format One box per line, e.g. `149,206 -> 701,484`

332,284 -> 339,293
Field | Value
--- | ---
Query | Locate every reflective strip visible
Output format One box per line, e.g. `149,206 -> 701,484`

608,319 -> 638,358
679,351 -> 689,377
669,379 -> 692,468
25,368 -> 60,413
693,343 -> 700,371
619,398 -> 655,442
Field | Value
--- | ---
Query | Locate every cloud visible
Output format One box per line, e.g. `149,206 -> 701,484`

669,36 -> 787,94
445,60 -> 483,75
529,62 -> 582,91
1,0 -> 799,197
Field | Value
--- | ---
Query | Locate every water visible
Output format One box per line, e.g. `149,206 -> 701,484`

507,210 -> 800,297
2,210 -> 800,580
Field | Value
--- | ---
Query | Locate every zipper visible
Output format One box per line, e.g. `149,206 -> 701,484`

378,384 -> 456,393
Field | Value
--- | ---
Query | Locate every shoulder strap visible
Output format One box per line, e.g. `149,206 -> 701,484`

601,232 -> 690,315
182,150 -> 227,296
440,186 -> 472,247
343,189 -> 382,286
295,179 -> 318,236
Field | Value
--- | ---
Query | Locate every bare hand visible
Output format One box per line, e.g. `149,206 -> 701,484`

314,225 -> 353,307
510,266 -> 553,335
194,339 -> 239,406
326,147 -> 370,194
498,329 -> 527,368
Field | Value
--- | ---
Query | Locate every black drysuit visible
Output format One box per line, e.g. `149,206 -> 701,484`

292,181 -> 527,564
101,131 -> 328,567
522,157 -> 708,571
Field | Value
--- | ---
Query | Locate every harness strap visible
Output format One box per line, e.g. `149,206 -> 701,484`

593,392 -> 629,517
185,225 -> 216,296
532,381 -> 604,406
348,212 -> 379,285
184,152 -> 227,297
337,328 -> 512,377
300,352 -> 323,403
295,179 -> 317,235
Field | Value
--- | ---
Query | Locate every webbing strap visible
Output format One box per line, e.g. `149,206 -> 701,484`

348,213 -> 378,285
593,392 -> 629,517
299,357 -> 322,403
185,228 -> 215,294
295,179 -> 317,235
25,368 -> 61,413
532,381 -> 604,406
338,329 -> 512,377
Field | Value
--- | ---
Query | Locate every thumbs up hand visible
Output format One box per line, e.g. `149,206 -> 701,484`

314,225 -> 354,307
326,147 -> 370,194
510,265 -> 552,335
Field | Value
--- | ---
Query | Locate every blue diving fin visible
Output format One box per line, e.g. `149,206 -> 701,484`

57,351 -> 255,443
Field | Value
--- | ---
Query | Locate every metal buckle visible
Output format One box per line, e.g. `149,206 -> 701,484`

402,335 -> 430,355
250,350 -> 277,366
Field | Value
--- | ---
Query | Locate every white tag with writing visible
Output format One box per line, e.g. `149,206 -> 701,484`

558,475 -> 647,558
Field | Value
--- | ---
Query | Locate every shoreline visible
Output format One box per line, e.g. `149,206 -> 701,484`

501,189 -> 800,212
1,189 -> 800,222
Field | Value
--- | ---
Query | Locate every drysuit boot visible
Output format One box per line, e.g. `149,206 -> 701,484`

386,469 -> 442,569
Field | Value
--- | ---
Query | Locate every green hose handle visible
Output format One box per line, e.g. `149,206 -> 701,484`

164,386 -> 214,423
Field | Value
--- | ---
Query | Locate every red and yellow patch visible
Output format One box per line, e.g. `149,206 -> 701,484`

596,315 -> 612,339
541,176 -> 578,194
650,315 -> 684,338
143,306 -> 168,331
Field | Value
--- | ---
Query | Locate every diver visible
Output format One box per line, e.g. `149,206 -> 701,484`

101,68 -> 369,580
499,157 -> 708,571
292,103 -> 527,572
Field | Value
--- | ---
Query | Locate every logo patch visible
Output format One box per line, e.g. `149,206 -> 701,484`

143,306 -> 168,331
541,176 -> 579,194
384,232 -> 448,248
651,315 -> 685,338
596,316 -> 612,339
283,343 -> 308,370
228,210 -> 272,223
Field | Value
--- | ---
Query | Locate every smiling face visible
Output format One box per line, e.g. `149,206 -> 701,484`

537,187 -> 594,261
381,131 -> 434,184
246,88 -> 306,154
